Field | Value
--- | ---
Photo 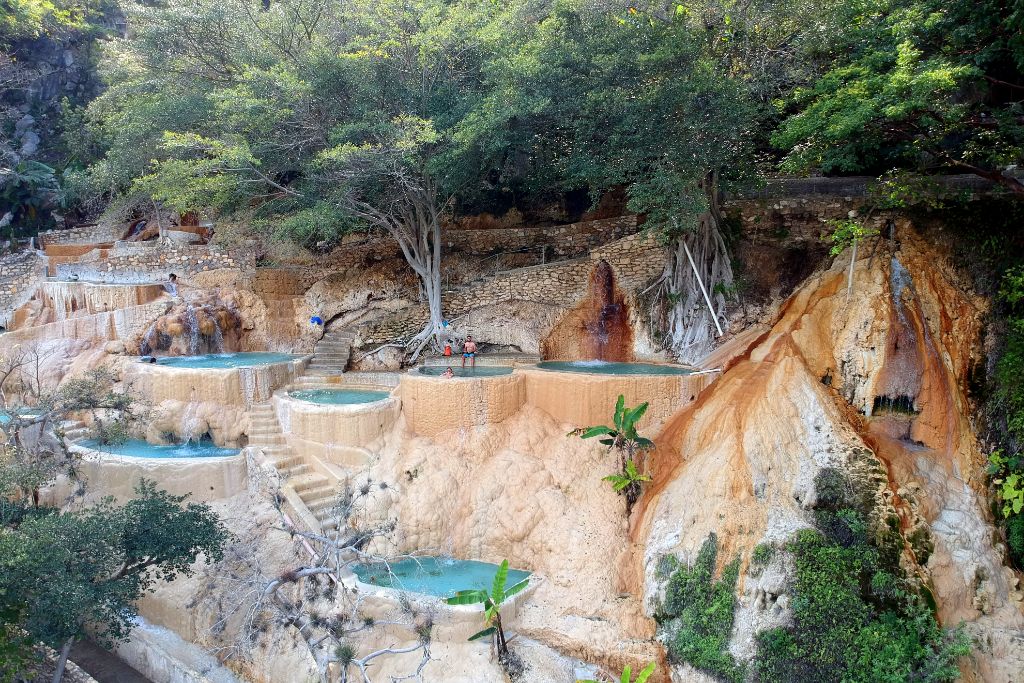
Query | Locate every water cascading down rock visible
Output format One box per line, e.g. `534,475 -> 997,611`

138,295 -> 242,356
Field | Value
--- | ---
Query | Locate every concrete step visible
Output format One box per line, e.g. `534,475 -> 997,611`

252,436 -> 286,446
307,496 -> 339,513
269,454 -> 303,470
301,484 -> 338,504
304,370 -> 343,377
249,425 -> 282,433
290,472 -> 329,493
280,463 -> 311,478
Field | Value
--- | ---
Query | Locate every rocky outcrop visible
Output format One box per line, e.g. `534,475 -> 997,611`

637,221 -> 1023,680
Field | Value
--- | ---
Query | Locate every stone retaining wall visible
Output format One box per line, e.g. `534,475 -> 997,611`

0,250 -> 49,317
445,215 -> 639,256
724,196 -> 894,245
446,231 -> 665,316
39,224 -> 125,246
56,242 -> 256,284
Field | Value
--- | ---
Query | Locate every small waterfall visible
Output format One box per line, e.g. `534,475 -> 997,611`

211,313 -> 225,353
185,304 -> 201,355
140,321 -> 158,355
180,400 -> 201,443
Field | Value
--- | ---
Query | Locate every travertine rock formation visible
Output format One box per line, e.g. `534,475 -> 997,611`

638,222 -> 1023,681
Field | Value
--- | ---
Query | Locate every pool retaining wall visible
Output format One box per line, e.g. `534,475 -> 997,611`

71,445 -> 248,503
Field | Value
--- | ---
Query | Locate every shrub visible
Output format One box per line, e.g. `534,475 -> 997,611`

990,269 -> 1024,565
754,511 -> 969,683
750,543 -> 774,568
657,533 -> 743,682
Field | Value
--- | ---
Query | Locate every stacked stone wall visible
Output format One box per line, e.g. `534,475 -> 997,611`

446,231 -> 664,317
724,196 -> 894,245
444,215 -> 639,256
55,242 -> 256,284
0,251 -> 48,316
39,224 -> 125,246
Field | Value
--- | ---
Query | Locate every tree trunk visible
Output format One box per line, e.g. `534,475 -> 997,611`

653,171 -> 734,364
52,638 -> 73,683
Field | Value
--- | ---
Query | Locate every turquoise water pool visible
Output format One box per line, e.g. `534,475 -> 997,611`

537,360 -> 693,375
418,366 -> 513,377
80,438 -> 238,458
353,557 -> 530,598
153,352 -> 298,369
289,388 -> 390,405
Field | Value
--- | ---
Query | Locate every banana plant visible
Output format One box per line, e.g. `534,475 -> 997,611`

445,559 -> 528,658
575,395 -> 654,463
578,662 -> 657,683
603,459 -> 652,493
571,395 -> 655,511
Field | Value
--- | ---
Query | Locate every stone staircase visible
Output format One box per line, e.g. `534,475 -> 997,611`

304,328 -> 355,377
59,419 -> 90,444
248,402 -> 345,533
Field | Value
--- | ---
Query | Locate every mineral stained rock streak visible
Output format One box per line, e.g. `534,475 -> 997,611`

583,260 -> 631,360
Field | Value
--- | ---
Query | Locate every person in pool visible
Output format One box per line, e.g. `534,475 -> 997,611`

461,335 -> 478,368
441,366 -> 455,378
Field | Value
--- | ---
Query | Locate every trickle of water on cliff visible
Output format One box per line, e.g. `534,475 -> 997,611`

871,257 -> 924,415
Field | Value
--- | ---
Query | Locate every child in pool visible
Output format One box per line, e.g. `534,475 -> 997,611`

441,366 -> 455,378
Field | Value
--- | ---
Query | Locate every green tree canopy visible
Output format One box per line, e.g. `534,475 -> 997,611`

0,481 -> 228,682
772,0 -> 1024,193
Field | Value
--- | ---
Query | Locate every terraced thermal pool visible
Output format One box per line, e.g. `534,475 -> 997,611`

417,366 -> 513,377
80,438 -> 238,458
288,388 -> 390,405
353,557 -> 530,598
153,352 -> 299,369
537,360 -> 693,375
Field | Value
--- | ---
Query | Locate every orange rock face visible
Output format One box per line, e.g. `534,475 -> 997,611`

637,222 -> 1022,679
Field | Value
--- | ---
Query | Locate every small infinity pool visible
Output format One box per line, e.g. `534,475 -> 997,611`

418,366 -> 513,377
153,352 -> 299,369
288,388 -> 390,405
537,360 -> 693,375
80,438 -> 238,458
353,557 -> 530,598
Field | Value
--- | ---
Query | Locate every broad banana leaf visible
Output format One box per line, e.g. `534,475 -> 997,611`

491,560 -> 509,602
580,425 -> 615,439
503,577 -> 529,600
445,589 -> 488,605
468,626 -> 497,641
634,663 -> 656,683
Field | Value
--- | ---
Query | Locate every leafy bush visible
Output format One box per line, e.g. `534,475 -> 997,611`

754,508 -> 969,683
750,543 -> 774,569
656,533 -> 743,682
990,268 -> 1024,565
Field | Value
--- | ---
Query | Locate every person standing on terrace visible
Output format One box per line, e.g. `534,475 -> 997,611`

461,335 -> 478,368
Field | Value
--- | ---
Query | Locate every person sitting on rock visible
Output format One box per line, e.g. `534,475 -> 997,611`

461,335 -> 477,368
166,273 -> 178,296
441,366 -> 455,379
